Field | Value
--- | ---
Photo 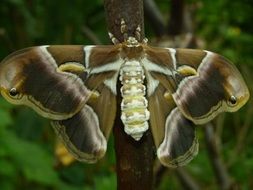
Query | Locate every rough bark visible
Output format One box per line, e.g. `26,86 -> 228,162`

168,0 -> 184,35
104,1 -> 155,190
104,0 -> 145,42
144,0 -> 166,37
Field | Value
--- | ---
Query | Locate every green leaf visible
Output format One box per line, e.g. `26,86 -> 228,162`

1,130 -> 59,185
0,109 -> 13,128
93,174 -> 116,190
0,159 -> 16,178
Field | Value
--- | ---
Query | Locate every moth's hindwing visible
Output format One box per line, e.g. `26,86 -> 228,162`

51,85 -> 117,163
51,104 -> 107,163
147,83 -> 175,148
0,45 -> 91,120
157,107 -> 198,167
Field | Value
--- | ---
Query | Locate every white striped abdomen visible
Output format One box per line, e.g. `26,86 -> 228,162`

119,60 -> 150,141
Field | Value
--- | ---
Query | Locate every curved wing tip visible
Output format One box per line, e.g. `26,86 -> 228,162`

75,147 -> 107,163
157,140 -> 199,168
158,154 -> 196,168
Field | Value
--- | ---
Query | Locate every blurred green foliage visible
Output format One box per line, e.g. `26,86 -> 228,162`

0,0 -> 253,189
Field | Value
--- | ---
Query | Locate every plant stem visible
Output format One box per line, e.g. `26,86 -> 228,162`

104,0 -> 155,189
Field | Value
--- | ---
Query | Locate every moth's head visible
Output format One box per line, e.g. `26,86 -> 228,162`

0,49 -> 27,104
219,58 -> 250,112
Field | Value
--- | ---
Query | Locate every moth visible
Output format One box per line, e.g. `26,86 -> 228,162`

0,35 -> 249,167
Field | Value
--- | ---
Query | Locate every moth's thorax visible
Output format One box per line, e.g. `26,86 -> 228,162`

119,56 -> 150,140
120,37 -> 145,60
121,45 -> 144,60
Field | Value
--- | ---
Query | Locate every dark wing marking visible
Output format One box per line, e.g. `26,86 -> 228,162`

157,107 -> 198,167
51,104 -> 106,163
0,46 -> 90,120
173,49 -> 249,124
51,45 -> 120,162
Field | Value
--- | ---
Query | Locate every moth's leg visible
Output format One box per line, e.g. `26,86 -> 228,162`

117,18 -> 148,43
108,18 -> 128,44
108,32 -> 120,44
120,18 -> 128,41
157,107 -> 199,168
142,37 -> 148,44
135,25 -> 141,42
134,25 -> 148,44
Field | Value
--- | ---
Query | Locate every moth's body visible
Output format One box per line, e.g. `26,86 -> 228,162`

119,46 -> 150,140
84,38 -> 177,141
0,36 -> 249,167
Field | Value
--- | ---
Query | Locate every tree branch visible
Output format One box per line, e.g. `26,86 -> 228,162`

154,164 -> 200,190
82,25 -> 102,45
168,0 -> 184,35
104,0 -> 145,42
175,168 -> 200,190
103,1 -> 155,189
143,0 -> 166,37
204,123 -> 234,190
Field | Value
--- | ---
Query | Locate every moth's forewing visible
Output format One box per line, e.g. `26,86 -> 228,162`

0,46 -> 91,120
172,49 -> 250,124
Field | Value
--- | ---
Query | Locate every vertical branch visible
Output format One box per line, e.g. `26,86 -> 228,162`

168,0 -> 184,35
104,1 -> 155,190
113,115 -> 155,190
144,0 -> 166,37
175,168 -> 200,190
104,0 -> 145,42
204,123 -> 234,190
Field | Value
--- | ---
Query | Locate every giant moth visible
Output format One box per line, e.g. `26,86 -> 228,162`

0,34 -> 249,167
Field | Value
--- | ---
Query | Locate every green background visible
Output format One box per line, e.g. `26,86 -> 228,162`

0,0 -> 253,189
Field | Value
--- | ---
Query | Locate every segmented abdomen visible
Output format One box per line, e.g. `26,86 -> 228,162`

119,60 -> 150,141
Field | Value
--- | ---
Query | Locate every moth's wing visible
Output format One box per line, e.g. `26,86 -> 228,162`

51,45 -> 121,162
144,46 -> 198,167
0,46 -> 91,120
146,73 -> 198,168
172,49 -> 249,124
145,46 -> 249,124
147,83 -> 175,148
157,107 -> 198,168
82,45 -> 121,140
52,104 -> 107,163
144,46 -> 180,147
